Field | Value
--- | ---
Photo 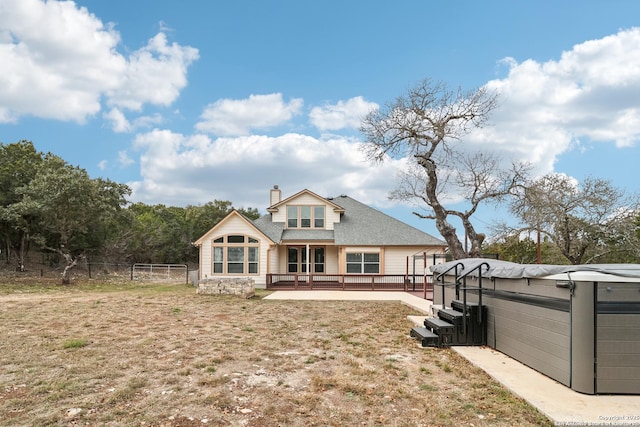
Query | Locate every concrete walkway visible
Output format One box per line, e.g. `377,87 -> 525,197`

453,346 -> 640,427
264,290 -> 433,313
264,290 -> 640,427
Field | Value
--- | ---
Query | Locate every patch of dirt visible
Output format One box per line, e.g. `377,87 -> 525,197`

0,282 -> 552,426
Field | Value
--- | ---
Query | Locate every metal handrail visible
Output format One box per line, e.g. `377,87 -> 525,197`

435,262 -> 465,308
457,262 -> 490,335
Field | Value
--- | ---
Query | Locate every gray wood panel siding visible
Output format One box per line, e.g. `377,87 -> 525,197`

597,282 -> 640,302
596,282 -> 640,394
486,296 -> 571,386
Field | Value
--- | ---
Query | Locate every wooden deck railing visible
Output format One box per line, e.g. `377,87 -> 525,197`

266,273 -> 433,296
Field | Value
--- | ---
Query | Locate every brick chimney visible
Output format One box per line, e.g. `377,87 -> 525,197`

270,185 -> 281,207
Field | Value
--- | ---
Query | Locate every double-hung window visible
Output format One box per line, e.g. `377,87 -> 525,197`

314,206 -> 324,228
212,235 -> 259,275
287,205 -> 325,229
346,252 -> 380,274
287,206 -> 298,228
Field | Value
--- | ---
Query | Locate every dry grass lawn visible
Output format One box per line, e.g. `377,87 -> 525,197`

0,280 -> 553,426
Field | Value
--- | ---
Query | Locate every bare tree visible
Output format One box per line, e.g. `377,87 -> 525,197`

361,79 -> 529,259
507,173 -> 640,264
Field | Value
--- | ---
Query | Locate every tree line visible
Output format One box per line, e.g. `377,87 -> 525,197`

0,140 -> 259,283
5,77 -> 640,285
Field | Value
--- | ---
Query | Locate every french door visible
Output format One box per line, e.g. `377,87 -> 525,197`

287,246 -> 325,273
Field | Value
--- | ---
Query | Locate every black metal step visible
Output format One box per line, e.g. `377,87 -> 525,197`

410,327 -> 440,347
449,299 -> 488,346
451,299 -> 481,311
438,308 -> 466,326
422,317 -> 455,346
424,317 -> 454,332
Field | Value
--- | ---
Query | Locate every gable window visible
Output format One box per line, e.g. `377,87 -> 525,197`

212,235 -> 259,275
301,206 -> 311,228
287,205 -> 325,229
287,206 -> 298,228
314,206 -> 325,228
346,252 -> 380,274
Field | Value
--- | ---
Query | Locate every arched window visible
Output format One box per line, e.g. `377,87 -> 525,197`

212,235 -> 259,275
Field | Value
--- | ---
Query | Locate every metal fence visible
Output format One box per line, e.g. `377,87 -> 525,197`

131,263 -> 189,284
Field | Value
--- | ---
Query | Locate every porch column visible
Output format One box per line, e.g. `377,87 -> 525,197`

306,244 -> 310,276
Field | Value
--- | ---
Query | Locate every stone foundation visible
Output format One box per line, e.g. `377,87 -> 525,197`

196,278 -> 255,298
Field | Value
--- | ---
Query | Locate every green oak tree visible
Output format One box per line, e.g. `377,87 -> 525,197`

18,154 -> 130,283
0,140 -> 44,270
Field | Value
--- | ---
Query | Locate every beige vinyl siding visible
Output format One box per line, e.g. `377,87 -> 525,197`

383,247 -> 437,275
200,214 -> 269,286
271,194 -> 340,230
271,205 -> 286,223
267,245 -> 278,277
271,194 -> 321,223
384,248 -> 408,275
199,236 -> 212,278
325,205 -> 340,231
324,246 -> 339,274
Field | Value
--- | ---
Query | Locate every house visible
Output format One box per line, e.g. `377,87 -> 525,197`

193,186 -> 447,289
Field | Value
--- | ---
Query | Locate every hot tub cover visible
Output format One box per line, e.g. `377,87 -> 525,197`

430,258 -> 640,279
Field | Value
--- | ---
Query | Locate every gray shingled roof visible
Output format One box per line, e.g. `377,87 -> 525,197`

332,195 -> 445,246
281,229 -> 335,241
252,194 -> 445,247
252,214 -> 284,242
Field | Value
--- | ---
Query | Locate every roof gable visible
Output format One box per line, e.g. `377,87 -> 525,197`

267,188 -> 344,213
193,210 -> 274,246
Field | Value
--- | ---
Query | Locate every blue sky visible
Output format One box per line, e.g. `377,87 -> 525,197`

2,0 -> 640,239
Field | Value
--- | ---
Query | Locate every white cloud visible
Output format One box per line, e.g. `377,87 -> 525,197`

104,108 -> 132,133
469,27 -> 640,177
0,0 -> 197,123
106,33 -> 199,111
195,93 -> 303,136
118,150 -> 135,167
104,107 -> 163,133
309,96 -> 378,131
128,129 -> 404,210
